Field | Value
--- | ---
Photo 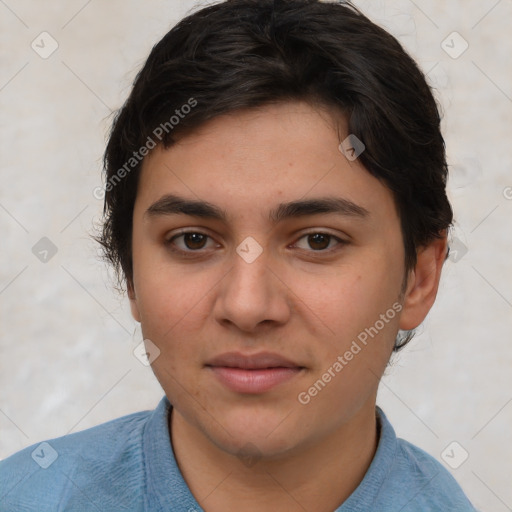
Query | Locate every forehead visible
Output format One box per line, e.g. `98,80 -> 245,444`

134,102 -> 398,226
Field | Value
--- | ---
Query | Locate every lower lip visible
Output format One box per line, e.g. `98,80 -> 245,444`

208,366 -> 303,394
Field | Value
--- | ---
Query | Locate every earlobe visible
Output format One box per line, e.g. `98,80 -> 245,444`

399,234 -> 448,331
128,281 -> 141,323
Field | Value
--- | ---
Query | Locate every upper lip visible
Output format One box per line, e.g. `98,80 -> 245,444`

205,352 -> 302,370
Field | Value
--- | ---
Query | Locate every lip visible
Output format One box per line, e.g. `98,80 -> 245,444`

205,351 -> 301,369
205,352 -> 304,394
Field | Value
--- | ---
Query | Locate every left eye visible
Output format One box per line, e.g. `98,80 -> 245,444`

165,231 -> 344,255
294,233 -> 343,251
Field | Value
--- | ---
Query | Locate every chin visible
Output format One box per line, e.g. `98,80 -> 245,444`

202,404 -> 312,460
217,428 -> 302,462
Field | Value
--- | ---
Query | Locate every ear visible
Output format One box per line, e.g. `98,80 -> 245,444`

399,233 -> 448,331
127,280 -> 141,323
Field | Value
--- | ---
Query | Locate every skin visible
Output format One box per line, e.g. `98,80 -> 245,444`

128,101 -> 447,511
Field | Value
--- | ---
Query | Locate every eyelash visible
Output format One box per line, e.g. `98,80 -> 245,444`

165,230 -> 347,257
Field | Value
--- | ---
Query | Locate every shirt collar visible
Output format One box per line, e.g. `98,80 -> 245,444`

335,406 -> 398,511
143,396 -> 201,511
142,397 -> 397,512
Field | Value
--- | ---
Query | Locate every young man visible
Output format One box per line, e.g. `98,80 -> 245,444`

1,1 -> 477,510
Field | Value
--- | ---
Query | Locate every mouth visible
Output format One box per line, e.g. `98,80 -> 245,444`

205,352 -> 305,394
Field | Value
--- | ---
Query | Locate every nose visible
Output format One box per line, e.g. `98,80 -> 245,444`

213,244 -> 291,333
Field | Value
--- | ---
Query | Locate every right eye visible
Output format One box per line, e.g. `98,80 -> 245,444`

165,230 -> 219,257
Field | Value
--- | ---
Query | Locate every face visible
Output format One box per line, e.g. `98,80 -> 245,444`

129,102 -> 413,459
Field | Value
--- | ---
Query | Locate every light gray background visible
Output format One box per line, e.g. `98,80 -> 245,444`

1,1 -> 511,510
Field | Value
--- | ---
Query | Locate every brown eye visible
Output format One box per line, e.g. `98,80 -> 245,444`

166,231 -> 216,255
183,233 -> 208,250
293,232 -> 346,253
307,233 -> 331,250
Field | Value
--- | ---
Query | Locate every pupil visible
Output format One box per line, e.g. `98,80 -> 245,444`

309,234 -> 329,250
185,233 -> 206,249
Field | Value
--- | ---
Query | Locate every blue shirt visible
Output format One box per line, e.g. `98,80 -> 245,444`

0,397 -> 477,511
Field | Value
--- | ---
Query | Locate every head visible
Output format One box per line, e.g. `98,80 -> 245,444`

96,0 -> 451,459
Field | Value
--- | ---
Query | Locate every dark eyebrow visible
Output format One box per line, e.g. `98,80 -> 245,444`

145,194 -> 227,220
269,197 -> 369,223
145,194 -> 369,222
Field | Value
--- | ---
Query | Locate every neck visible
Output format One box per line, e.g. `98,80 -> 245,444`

169,403 -> 379,512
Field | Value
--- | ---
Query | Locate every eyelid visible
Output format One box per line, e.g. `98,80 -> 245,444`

291,230 -> 348,252
165,229 -> 219,253
165,228 -> 210,241
295,228 -> 348,240
164,228 -> 349,256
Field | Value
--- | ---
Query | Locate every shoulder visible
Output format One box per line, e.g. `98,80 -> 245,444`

374,409 -> 477,511
391,437 -> 476,510
0,408 -> 153,512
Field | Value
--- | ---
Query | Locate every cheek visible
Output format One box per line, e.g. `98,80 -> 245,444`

137,275 -> 206,338
133,258 -> 223,367
295,265 -> 401,409
135,274 -> 210,395
295,256 -> 401,333
132,238 -> 206,327
291,259 -> 402,390
134,259 -> 192,334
